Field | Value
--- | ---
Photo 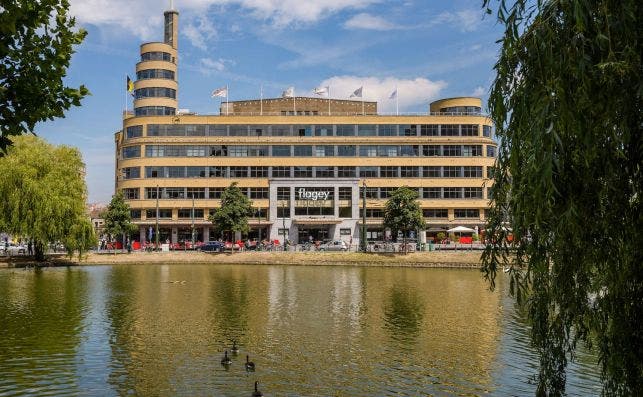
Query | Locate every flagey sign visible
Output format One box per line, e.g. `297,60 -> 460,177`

297,188 -> 330,201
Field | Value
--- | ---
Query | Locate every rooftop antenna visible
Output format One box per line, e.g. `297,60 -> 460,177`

170,0 -> 174,10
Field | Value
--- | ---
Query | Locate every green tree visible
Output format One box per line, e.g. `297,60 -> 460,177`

209,182 -> 252,243
482,1 -> 641,395
0,135 -> 95,260
103,192 -> 136,251
0,0 -> 88,154
383,187 -> 425,254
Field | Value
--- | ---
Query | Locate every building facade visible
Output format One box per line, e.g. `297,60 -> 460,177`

115,7 -> 496,246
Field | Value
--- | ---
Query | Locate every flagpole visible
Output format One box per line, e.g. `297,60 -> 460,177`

396,86 -> 399,116
226,85 -> 229,116
125,74 -> 127,114
260,84 -> 263,116
328,86 -> 331,115
293,89 -> 296,114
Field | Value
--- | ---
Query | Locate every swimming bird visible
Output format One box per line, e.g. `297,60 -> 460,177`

231,340 -> 239,354
220,350 -> 232,366
245,355 -> 255,371
251,381 -> 263,397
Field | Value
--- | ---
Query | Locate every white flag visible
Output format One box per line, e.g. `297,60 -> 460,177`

211,86 -> 228,98
350,86 -> 363,98
313,86 -> 327,96
282,86 -> 294,98
389,88 -> 397,99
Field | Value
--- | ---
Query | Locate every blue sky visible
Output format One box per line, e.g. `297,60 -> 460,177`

35,0 -> 502,203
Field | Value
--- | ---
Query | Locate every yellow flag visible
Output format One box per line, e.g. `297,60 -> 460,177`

127,76 -> 134,92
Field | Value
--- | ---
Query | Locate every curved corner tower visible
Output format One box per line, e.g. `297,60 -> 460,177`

133,8 -> 179,116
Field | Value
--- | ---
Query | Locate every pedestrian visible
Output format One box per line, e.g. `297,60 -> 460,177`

28,240 -> 33,256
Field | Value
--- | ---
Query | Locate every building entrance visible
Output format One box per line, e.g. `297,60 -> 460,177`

297,227 -> 330,243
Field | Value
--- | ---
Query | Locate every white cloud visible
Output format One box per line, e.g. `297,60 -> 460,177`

198,57 -> 234,75
318,76 -> 447,113
344,13 -> 394,31
183,16 -> 218,50
70,0 -> 381,41
472,86 -> 485,97
434,9 -> 484,32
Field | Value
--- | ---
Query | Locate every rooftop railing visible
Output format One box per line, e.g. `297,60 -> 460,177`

176,111 -> 486,117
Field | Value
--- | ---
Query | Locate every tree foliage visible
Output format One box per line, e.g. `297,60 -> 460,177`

0,0 -> 88,154
482,0 -> 641,395
103,192 -> 135,245
0,135 -> 95,260
209,182 -> 252,239
383,187 -> 425,252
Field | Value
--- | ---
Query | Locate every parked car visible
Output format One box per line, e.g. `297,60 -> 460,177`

201,241 -> 225,252
1,242 -> 27,255
318,240 -> 348,251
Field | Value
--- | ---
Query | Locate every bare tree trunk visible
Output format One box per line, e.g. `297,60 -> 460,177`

34,240 -> 46,262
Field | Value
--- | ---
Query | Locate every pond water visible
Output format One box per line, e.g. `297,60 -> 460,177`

0,265 -> 601,396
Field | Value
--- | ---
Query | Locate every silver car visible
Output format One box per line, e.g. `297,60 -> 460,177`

318,240 -> 348,251
1,243 -> 27,255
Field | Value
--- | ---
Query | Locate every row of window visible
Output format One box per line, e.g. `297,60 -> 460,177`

134,106 -> 176,117
123,165 -> 491,179
129,208 -> 481,219
141,51 -> 173,62
122,186 -> 487,200
122,144 -> 497,159
439,106 -> 482,115
134,87 -> 176,100
136,69 -> 175,80
125,124 -> 493,138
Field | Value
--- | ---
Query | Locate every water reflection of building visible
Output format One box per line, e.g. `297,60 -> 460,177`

115,5 -> 496,246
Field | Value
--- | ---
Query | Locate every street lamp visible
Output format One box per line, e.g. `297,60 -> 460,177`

191,195 -> 195,248
282,200 -> 287,251
155,184 -> 160,250
360,180 -> 367,252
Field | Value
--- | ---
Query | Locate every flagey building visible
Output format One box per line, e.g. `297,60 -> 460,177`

114,6 -> 496,246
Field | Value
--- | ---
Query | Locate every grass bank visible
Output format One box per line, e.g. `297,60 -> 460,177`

2,250 -> 483,268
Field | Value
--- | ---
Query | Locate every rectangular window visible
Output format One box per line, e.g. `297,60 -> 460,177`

122,167 -> 140,179
463,166 -> 483,178
315,166 -> 335,178
272,145 -> 291,157
422,187 -> 441,199
443,145 -> 462,156
364,187 -> 378,198
361,209 -> 384,218
464,187 -> 483,199
146,209 -> 172,219
339,207 -> 352,218
186,146 -> 206,157
145,187 -> 159,199
126,125 -> 143,138
359,145 -> 377,157
315,125 -> 333,136
294,166 -> 313,178
122,188 -> 139,200
248,146 -> 269,157
378,145 -> 399,157
294,146 -> 313,156
295,125 -> 312,137
229,166 -> 248,178
443,187 -> 462,199
337,166 -> 356,178
167,166 -> 185,178
380,187 -> 395,199
340,228 -> 352,236
454,209 -> 480,218
163,187 -> 185,199
378,125 -> 397,136
208,125 -> 227,136
487,145 -> 496,157
443,166 -> 462,178
423,145 -> 441,156
486,166 -> 495,179
208,188 -> 224,199
357,125 -> 376,136
423,209 -> 448,218
483,125 -> 492,137
271,125 -> 291,136
440,124 -> 459,136
400,145 -> 420,156
250,167 -> 269,178
272,166 -> 291,178
338,187 -> 352,200
337,145 -> 356,156
460,124 -> 479,136
228,146 -> 248,157
380,166 -> 398,178
359,166 -> 378,178
400,166 -> 419,177
315,145 -> 334,157
463,145 -> 482,156
122,146 -> 140,158
249,188 -> 269,199
400,125 -> 417,136
336,125 -> 355,136
420,124 -> 439,136
249,126 -> 264,136
186,167 -> 207,178
186,188 -> 206,199
423,166 -> 441,177
146,166 -> 164,178
229,125 -> 248,136
277,187 -> 290,200
178,209 -> 204,218
209,145 -> 227,157
130,210 -> 141,219
277,207 -> 290,218
209,166 -> 226,178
